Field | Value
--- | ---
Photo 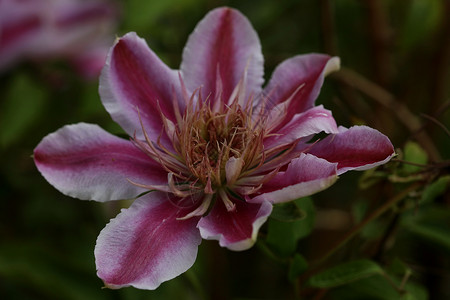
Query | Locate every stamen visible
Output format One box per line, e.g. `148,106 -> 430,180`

168,173 -> 197,197
177,193 -> 213,220
219,189 -> 236,212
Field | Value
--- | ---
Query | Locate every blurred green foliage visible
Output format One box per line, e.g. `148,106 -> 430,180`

1,0 -> 449,299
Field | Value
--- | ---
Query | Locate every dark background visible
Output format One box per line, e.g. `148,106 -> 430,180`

1,0 -> 449,299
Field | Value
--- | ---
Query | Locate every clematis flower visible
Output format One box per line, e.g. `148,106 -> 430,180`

0,0 -> 118,79
33,7 -> 395,290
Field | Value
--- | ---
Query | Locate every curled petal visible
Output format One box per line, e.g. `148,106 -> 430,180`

181,7 -> 264,105
307,125 -> 395,174
264,105 -> 338,148
198,198 -> 272,251
95,192 -> 202,289
250,153 -> 338,204
263,54 -> 340,127
100,32 -> 182,143
33,123 -> 167,202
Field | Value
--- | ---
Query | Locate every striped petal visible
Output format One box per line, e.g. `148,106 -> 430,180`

250,153 -> 338,204
95,192 -> 201,289
33,123 -> 167,202
263,54 -> 340,128
265,105 -> 338,148
181,7 -> 264,106
307,125 -> 395,174
197,198 -> 272,251
100,32 -> 182,142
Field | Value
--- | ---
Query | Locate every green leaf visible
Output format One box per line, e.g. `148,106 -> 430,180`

309,260 -> 383,288
124,0 -> 198,32
399,0 -> 443,51
406,222 -> 450,252
330,274 -> 428,300
402,141 -> 428,173
270,201 -> 306,222
288,254 -> 308,281
402,206 -> 450,252
358,168 -> 389,189
0,73 -> 47,147
266,197 -> 315,257
421,175 -> 450,204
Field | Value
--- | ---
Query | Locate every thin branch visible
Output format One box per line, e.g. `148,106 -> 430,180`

311,182 -> 422,266
421,114 -> 450,138
332,68 -> 442,162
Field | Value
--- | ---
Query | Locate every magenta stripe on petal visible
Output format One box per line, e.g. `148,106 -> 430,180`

198,198 -> 272,251
250,153 -> 338,204
95,192 -> 201,289
34,123 -> 167,202
100,32 -> 182,142
307,125 -> 395,174
0,15 -> 41,49
263,55 -> 340,128
265,105 -> 338,148
181,7 -> 264,105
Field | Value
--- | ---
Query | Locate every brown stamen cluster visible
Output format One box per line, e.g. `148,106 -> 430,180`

177,98 -> 264,189
130,84 -> 297,216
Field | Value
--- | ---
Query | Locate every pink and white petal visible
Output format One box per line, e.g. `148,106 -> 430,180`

263,54 -> 340,127
100,32 -> 182,142
70,43 -> 110,80
250,153 -> 338,204
264,105 -> 338,148
39,0 -> 117,56
181,7 -> 264,105
95,192 -> 202,289
33,123 -> 167,202
54,0 -> 118,29
198,199 -> 272,251
0,6 -> 42,72
307,125 -> 395,174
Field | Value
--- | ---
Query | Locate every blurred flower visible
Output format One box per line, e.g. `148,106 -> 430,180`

0,0 -> 118,79
33,7 -> 395,289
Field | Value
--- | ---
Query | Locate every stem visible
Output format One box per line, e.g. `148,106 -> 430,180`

373,213 -> 400,261
421,114 -> 450,138
312,182 -> 422,266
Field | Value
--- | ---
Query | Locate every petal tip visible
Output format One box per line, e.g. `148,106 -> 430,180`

324,56 -> 341,76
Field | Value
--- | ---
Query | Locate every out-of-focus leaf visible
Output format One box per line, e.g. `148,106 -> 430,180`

330,274 -> 428,300
0,73 -> 47,147
124,0 -> 198,32
421,175 -> 450,204
352,200 -> 388,240
402,206 -> 450,253
266,197 -> 315,257
0,241 -> 108,300
399,0 -> 443,50
288,253 -> 308,281
309,260 -> 383,288
402,142 -> 428,173
270,201 -> 306,222
359,168 -> 389,189
405,222 -> 450,252
386,258 -> 412,277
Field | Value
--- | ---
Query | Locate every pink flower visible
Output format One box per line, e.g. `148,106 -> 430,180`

0,0 -> 118,79
33,7 -> 395,289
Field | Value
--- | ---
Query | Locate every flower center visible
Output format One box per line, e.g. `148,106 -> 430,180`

178,99 -> 263,189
